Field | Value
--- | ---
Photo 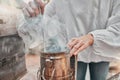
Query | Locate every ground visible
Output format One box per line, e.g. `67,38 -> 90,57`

20,54 -> 120,80
20,54 -> 40,80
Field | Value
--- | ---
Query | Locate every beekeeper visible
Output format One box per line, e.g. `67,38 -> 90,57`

22,0 -> 120,80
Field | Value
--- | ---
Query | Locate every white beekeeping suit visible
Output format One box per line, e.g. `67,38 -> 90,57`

17,0 -> 120,62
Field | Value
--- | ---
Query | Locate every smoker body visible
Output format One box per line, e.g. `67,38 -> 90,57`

38,52 -> 75,80
0,34 -> 26,80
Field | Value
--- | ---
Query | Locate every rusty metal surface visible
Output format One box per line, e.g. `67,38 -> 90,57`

39,52 -> 74,80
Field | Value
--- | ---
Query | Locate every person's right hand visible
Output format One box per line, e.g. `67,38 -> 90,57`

22,0 -> 46,17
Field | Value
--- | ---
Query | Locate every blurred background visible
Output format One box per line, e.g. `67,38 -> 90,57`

0,0 -> 120,80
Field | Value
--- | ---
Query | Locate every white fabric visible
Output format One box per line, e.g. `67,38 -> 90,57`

17,0 -> 120,63
43,0 -> 120,63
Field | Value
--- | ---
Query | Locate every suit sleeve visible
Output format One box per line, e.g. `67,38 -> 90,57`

90,0 -> 120,60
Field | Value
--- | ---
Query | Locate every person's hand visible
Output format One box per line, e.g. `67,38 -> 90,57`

22,0 -> 46,17
67,34 -> 94,56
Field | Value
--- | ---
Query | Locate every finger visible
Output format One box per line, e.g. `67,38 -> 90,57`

71,41 -> 83,54
70,48 -> 76,56
67,38 -> 75,48
26,5 -> 36,17
22,8 -> 30,17
70,39 -> 79,49
29,1 -> 40,16
68,39 -> 78,49
70,42 -> 84,56
17,0 -> 35,17
34,0 -> 45,14
67,38 -> 78,48
73,43 -> 89,56
73,40 -> 83,49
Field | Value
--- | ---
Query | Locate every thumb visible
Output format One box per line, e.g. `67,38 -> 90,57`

34,0 -> 46,14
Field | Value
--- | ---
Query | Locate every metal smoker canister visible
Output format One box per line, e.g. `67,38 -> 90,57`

38,52 -> 77,80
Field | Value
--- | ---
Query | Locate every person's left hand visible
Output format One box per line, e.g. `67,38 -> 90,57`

67,34 -> 94,56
